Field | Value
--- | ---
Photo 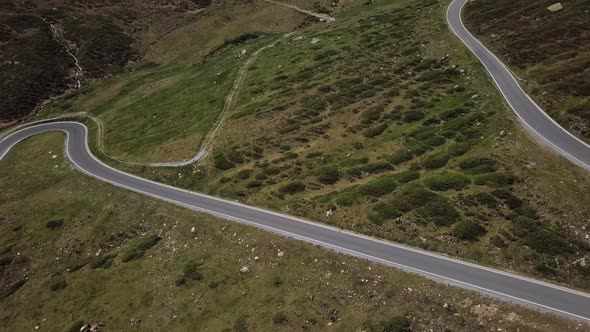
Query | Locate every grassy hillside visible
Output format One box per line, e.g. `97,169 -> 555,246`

0,133 -> 582,331
125,0 -> 590,291
463,0 -> 590,142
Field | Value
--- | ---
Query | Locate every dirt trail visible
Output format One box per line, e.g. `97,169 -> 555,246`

264,0 -> 336,22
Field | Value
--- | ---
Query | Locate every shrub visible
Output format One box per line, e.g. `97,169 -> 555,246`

90,253 -> 117,269
50,277 -> 67,291
453,220 -> 487,240
364,123 -> 388,138
402,110 -> 425,122
226,150 -> 245,164
175,275 -> 188,286
273,312 -> 289,325
236,169 -> 252,180
214,154 -> 235,170
392,170 -> 420,184
474,172 -> 517,187
490,235 -> 508,248
369,316 -> 412,332
524,229 -> 575,256
121,235 -> 161,262
447,143 -> 470,156
45,219 -> 64,230
357,176 -> 397,197
246,180 -> 262,188
335,190 -> 358,206
369,203 -> 401,225
272,275 -> 283,287
278,124 -> 300,134
388,150 -> 414,165
459,157 -> 497,174
422,153 -> 450,169
183,260 -> 203,280
474,192 -> 497,208
491,189 -> 523,210
418,197 -> 461,226
0,255 -> 13,267
361,108 -> 382,123
391,184 -> 437,212
425,172 -> 470,191
278,181 -> 305,194
317,166 -> 341,184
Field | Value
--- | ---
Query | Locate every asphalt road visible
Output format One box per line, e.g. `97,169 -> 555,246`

447,0 -> 590,171
2,122 -> 590,322
1,0 -> 589,324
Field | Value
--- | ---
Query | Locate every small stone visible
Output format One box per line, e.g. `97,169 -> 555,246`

191,227 -> 196,233
547,3 -> 563,12
277,251 -> 285,257
311,37 -> 320,44
240,266 -> 250,273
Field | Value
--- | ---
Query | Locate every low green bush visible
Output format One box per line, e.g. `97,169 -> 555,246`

367,316 -> 412,332
424,172 -> 470,191
524,229 -> 575,256
183,260 -> 204,281
391,170 -> 420,184
357,175 -> 397,197
214,153 -> 235,170
402,110 -> 425,122
473,192 -> 497,208
388,150 -> 414,165
121,235 -> 162,262
246,180 -> 262,188
459,157 -> 497,174
369,202 -> 401,225
90,253 -> 117,269
273,312 -> 289,325
474,172 -> 517,187
417,197 -> 461,226
317,166 -> 341,184
278,181 -> 305,194
447,143 -> 470,156
364,123 -> 388,138
422,153 -> 450,169
491,189 -> 523,210
334,190 -> 358,206
49,277 -> 67,291
391,184 -> 437,212
0,255 -> 13,267
453,219 -> 487,240
45,219 -> 64,230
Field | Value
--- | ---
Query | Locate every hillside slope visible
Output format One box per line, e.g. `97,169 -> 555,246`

463,0 -> 590,142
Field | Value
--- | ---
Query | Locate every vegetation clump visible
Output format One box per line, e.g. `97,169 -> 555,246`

453,219 -> 487,240
424,172 -> 470,191
121,235 -> 162,262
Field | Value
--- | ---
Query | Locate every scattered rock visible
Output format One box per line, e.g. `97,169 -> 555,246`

241,49 -> 247,55
293,36 -> 303,41
277,251 -> 285,257
240,266 -> 250,273
547,3 -> 563,12
254,256 -> 259,261
130,317 -> 141,326
191,227 -> 196,233
311,37 -> 320,44
326,209 -> 334,217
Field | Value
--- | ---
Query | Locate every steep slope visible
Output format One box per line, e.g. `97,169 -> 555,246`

463,0 -> 590,142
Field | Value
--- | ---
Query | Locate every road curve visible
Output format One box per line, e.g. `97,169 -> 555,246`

1,122 -> 590,323
447,0 -> 590,171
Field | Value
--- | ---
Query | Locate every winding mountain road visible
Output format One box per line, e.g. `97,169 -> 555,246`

447,0 -> 590,170
1,0 -> 590,324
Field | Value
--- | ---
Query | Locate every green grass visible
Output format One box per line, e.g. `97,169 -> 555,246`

0,133 -> 577,331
